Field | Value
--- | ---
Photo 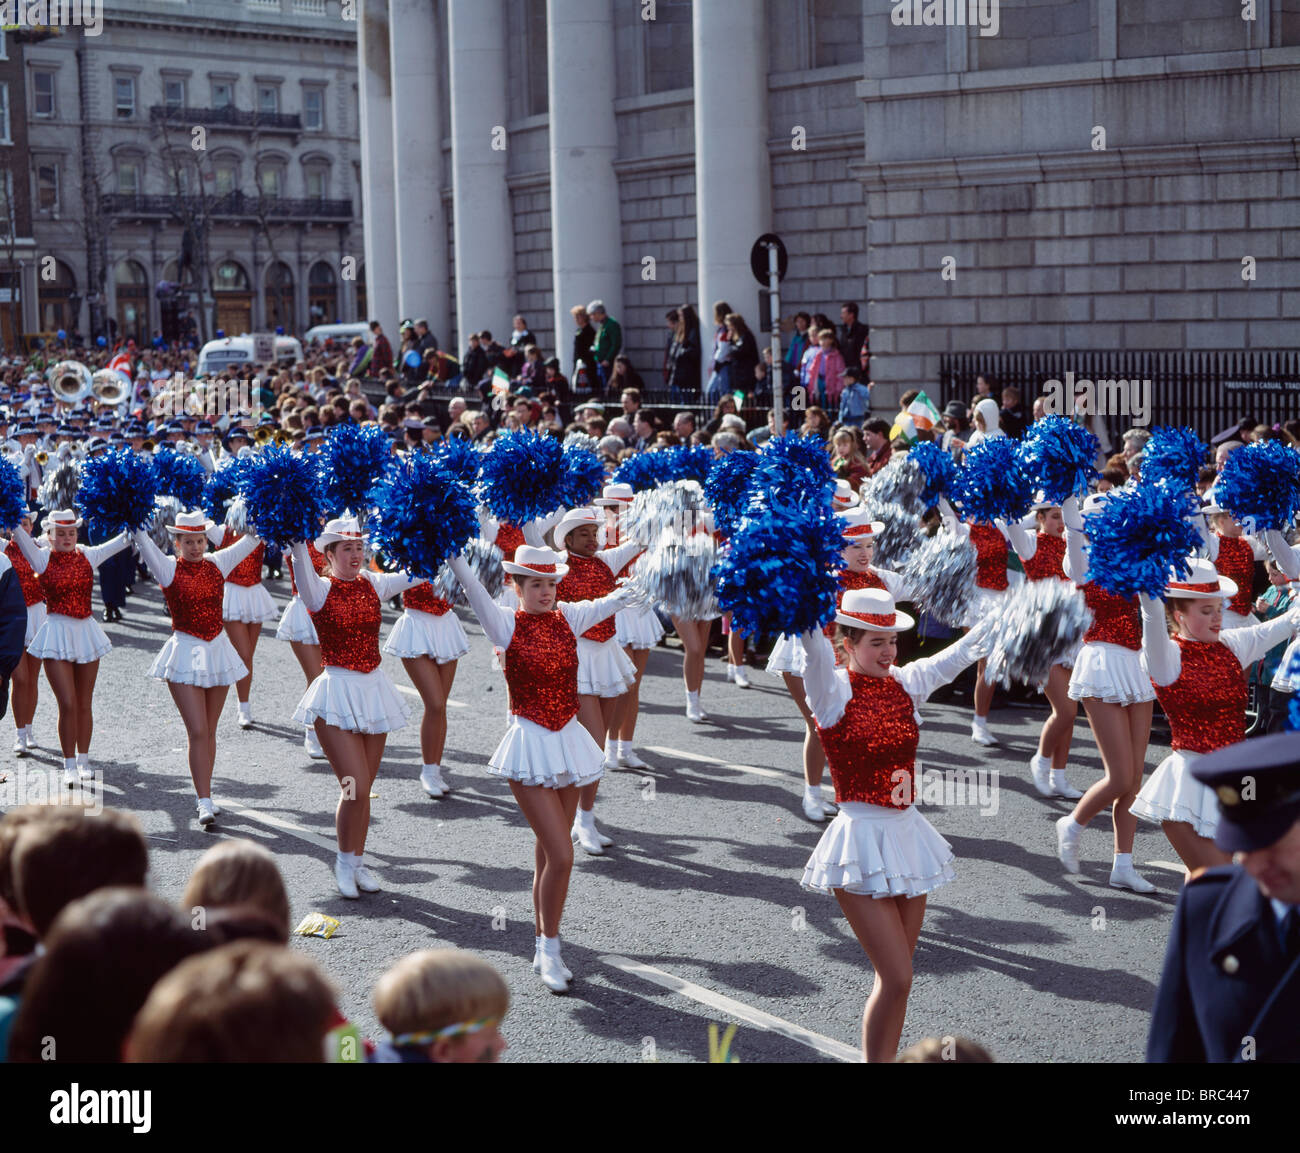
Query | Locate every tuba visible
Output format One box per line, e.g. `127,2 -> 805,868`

91,368 -> 131,406
48,361 -> 94,405
254,427 -> 275,446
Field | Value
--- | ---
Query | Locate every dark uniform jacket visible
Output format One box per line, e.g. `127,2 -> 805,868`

1147,865 -> 1300,1062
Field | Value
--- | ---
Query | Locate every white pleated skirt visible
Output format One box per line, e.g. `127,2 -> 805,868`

27,612 -> 111,663
1221,609 -> 1258,632
960,585 -> 1007,629
275,596 -> 318,644
801,800 -> 956,899
577,636 -> 637,697
383,608 -> 470,664
223,582 -> 278,624
293,666 -> 409,734
488,713 -> 604,789
765,633 -> 807,677
615,604 -> 665,650
1067,642 -> 1155,705
148,630 -> 249,687
24,602 -> 46,647
1130,750 -> 1218,838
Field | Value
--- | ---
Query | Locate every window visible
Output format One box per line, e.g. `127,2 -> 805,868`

115,76 -> 135,119
214,163 -> 236,196
258,166 -> 282,197
303,87 -> 323,130
167,165 -> 192,195
32,70 -> 56,117
212,80 -> 233,109
524,0 -> 548,115
164,78 -> 185,110
0,172 -> 14,233
117,160 -> 140,196
811,0 -> 863,69
0,84 -> 9,144
644,0 -> 692,94
37,163 -> 59,213
257,85 -> 278,115
305,167 -> 325,200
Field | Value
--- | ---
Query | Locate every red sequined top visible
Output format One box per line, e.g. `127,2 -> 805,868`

1152,638 -> 1246,754
221,529 -> 266,588
40,549 -> 93,619
287,542 -> 326,597
5,540 -> 43,606
1022,533 -> 1068,582
1080,582 -> 1141,650
969,523 -> 1008,590
163,559 -> 226,642
504,610 -> 579,731
495,521 -> 525,563
1214,534 -> 1255,617
556,555 -> 617,642
402,582 -> 453,616
310,577 -> 383,673
817,671 -> 920,808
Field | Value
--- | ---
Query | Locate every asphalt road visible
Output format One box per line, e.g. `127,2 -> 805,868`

0,572 -> 1182,1064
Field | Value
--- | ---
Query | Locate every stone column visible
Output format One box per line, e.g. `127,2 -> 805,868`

547,0 -> 622,376
358,0 -> 399,329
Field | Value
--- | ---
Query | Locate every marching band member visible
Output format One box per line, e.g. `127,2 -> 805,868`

551,506 -> 644,854
12,509 -> 130,787
1130,558 -> 1300,873
447,543 -> 639,993
5,512 -> 44,755
210,519 -> 278,728
131,511 -> 262,826
798,588 -> 993,1062
290,516 -> 419,899
277,539 -> 328,759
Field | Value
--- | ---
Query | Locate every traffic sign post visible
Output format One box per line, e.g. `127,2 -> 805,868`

750,234 -> 788,436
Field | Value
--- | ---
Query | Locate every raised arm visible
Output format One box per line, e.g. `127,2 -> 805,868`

1263,530 -> 1300,581
447,553 -> 515,649
894,617 -> 997,704
523,509 -> 563,549
1140,593 -> 1180,687
1191,512 -> 1218,562
364,567 -> 423,600
1221,610 -> 1300,670
206,524 -> 225,548
12,525 -> 49,574
211,532 -> 262,579
478,506 -> 499,545
132,530 -> 177,587
875,567 -> 914,603
999,517 -> 1037,562
291,541 -> 332,613
937,497 -> 970,542
81,533 -> 131,570
796,629 -> 850,729
558,585 -> 636,637
598,539 -> 645,575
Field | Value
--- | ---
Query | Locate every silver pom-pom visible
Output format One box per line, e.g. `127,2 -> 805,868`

901,530 -> 977,627
433,536 -> 504,605
619,479 -> 709,549
149,495 -> 185,551
859,497 -> 922,571
983,578 -> 1093,688
861,452 -> 924,518
628,532 -> 719,619
38,459 -> 80,512
224,494 -> 250,534
563,431 -> 600,455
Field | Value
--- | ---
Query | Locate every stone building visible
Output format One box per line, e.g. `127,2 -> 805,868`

25,0 -> 360,346
0,25 -> 42,350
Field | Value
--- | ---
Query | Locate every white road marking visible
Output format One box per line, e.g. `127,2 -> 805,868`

1143,860 -> 1187,874
600,953 -> 860,1063
393,684 -> 468,708
643,746 -> 832,791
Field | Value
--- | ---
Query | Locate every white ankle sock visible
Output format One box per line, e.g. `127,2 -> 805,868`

616,740 -> 628,757
1062,817 -> 1083,841
1050,768 -> 1069,785
336,850 -> 351,867
687,689 -> 700,705
76,752 -> 88,766
1113,852 -> 1132,869
541,934 -> 561,954
64,756 -> 76,771
803,785 -> 820,803
239,701 -> 251,715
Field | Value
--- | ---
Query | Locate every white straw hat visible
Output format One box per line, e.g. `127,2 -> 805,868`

503,544 -> 569,580
315,515 -> 367,550
593,483 -> 634,508
832,479 -> 859,509
166,509 -> 215,535
840,506 -> 885,540
42,508 -> 82,531
1165,557 -> 1237,601
551,507 -> 600,551
833,587 -> 915,632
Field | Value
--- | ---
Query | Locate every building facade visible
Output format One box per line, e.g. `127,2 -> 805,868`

0,24 -> 42,350
359,0 -> 1298,407
26,0 -> 360,347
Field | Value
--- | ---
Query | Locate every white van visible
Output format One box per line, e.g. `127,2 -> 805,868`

303,322 -> 372,348
197,335 -> 305,377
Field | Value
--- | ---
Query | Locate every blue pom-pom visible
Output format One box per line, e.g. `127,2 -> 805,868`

1141,427 -> 1207,491
367,453 -> 479,582
705,451 -> 761,539
1083,480 -> 1201,599
952,437 -> 1033,523
150,448 -> 207,508
907,441 -> 959,509
756,434 -> 836,508
77,449 -> 157,538
319,422 -> 394,517
560,443 -> 607,509
0,456 -> 27,530
1214,438 -> 1300,533
429,436 -> 483,490
612,450 -> 674,493
237,444 -> 327,550
202,458 -> 248,522
665,444 -> 714,485
714,505 -> 845,637
479,430 -> 569,523
1017,415 -> 1098,504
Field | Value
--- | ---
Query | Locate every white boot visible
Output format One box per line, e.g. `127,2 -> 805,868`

1029,754 -> 1053,796
802,786 -> 827,822
733,664 -> 751,689
1056,815 -> 1082,875
685,690 -> 707,723
603,740 -> 619,771
353,855 -> 382,893
25,725 -> 37,748
571,809 -> 605,855
238,701 -> 253,729
304,726 -> 326,759
970,717 -> 997,746
1050,768 -> 1084,800
1109,853 -> 1156,893
334,853 -> 359,899
724,664 -> 736,683
616,741 -> 648,769
196,798 -> 217,827
12,729 -> 28,757
63,757 -> 77,789
538,936 -> 570,993
534,935 -> 572,980
76,753 -> 94,782
420,764 -> 448,798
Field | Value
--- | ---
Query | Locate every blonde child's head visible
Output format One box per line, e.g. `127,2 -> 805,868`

181,839 -> 291,942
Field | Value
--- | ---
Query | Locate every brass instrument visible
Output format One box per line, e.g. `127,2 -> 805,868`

48,361 -> 95,404
35,450 -> 48,465
91,368 -> 131,406
141,438 -> 156,453
254,427 -> 275,446
274,429 -> 291,446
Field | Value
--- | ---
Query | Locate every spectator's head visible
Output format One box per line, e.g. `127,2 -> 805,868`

1031,396 -> 1047,422
943,400 -> 968,430
607,417 -> 633,440
634,412 -> 656,441
1098,466 -> 1128,492
793,311 -> 812,333
597,435 -> 625,459
1122,428 -> 1150,458
711,431 -> 742,455
1196,465 -> 1218,496
975,374 -> 996,395
479,330 -> 493,343
512,315 -> 527,333
832,426 -> 867,463
467,332 -> 481,348
712,395 -> 737,419
725,313 -> 751,341
840,302 -> 859,325
841,367 -> 864,387
719,414 -> 746,436
1216,440 -> 1244,471
972,397 -> 1000,434
897,1036 -> 994,1063
817,328 -> 836,349
712,301 -> 732,326
544,357 -> 562,378
372,948 -> 510,1064
524,344 -> 541,362
182,840 -> 292,943
470,410 -> 490,436
447,397 -> 467,422
673,411 -> 696,438
1001,386 -> 1020,408
899,389 -> 920,410
863,417 -> 891,453
621,388 -> 641,414
12,806 -> 149,939
369,320 -> 383,335
126,941 -> 337,1063
569,305 -> 589,328
665,309 -> 680,328
1128,451 -> 1143,481
586,301 -> 606,323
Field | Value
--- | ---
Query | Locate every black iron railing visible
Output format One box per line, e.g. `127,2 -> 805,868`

100,192 -> 352,220
149,105 -> 302,131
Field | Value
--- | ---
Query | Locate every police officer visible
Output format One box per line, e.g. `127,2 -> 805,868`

1147,732 -> 1300,1062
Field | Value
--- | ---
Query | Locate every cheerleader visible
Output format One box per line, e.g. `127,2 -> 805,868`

999,496 -> 1084,797
290,516 -> 419,899
797,587 -> 993,1062
1257,529 -> 1300,730
767,506 -> 910,822
276,539 -> 327,759
938,497 -> 1008,746
671,510 -> 722,723
5,512 -> 44,756
131,511 -> 262,826
1129,558 -> 1300,873
1055,493 -> 1156,892
1194,492 -> 1265,630
210,520 -> 278,728
382,567 -> 470,800
599,484 -> 663,770
447,543 -> 637,993
12,509 -> 129,787
551,506 -> 644,855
